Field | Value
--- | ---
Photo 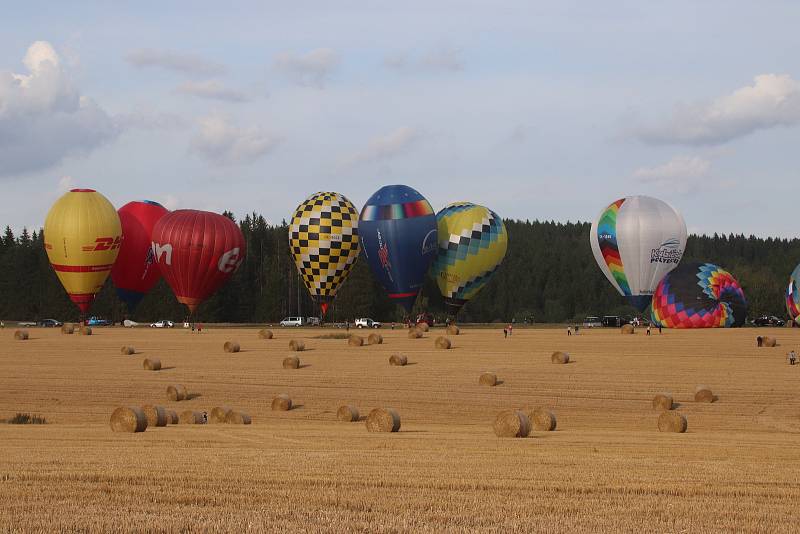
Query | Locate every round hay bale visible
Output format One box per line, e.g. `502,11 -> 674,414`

109,406 -> 147,433
61,324 -> 74,335
694,385 -> 714,403
225,411 -> 251,424
282,356 -> 300,369
658,411 -> 687,433
551,351 -> 569,364
365,407 -> 401,432
143,358 -> 162,371
179,410 -> 205,424
166,410 -> 179,425
621,324 -> 634,334
479,372 -> 498,386
389,354 -> 408,366
348,334 -> 364,347
493,410 -> 531,438
530,407 -> 557,431
652,392 -> 674,411
417,322 -> 430,332
446,324 -> 460,335
141,404 -> 168,427
79,326 -> 92,336
223,341 -> 240,353
272,394 -> 292,411
337,405 -> 359,422
209,406 -> 233,424
763,336 -> 777,347
258,329 -> 273,339
435,336 -> 451,349
166,384 -> 188,401
13,330 -> 28,341
120,345 -> 135,355
367,333 -> 383,345
288,339 -> 305,352
407,328 -> 423,339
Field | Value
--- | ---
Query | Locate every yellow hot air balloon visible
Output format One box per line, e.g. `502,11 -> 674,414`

431,202 -> 508,316
43,188 -> 122,314
288,192 -> 360,316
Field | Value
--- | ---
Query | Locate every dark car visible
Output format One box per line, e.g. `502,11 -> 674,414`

753,316 -> 785,327
39,319 -> 63,327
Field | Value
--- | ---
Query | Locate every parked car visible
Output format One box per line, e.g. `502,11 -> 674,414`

306,317 -> 321,326
355,318 -> 382,329
17,321 -> 37,327
149,320 -> 174,328
753,315 -> 785,327
583,316 -> 602,328
39,319 -> 63,327
86,317 -> 111,327
602,316 -> 632,328
280,317 -> 304,327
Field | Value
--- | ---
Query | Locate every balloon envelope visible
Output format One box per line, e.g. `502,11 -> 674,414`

431,202 -> 508,316
359,185 -> 438,311
151,210 -> 246,313
786,263 -> 800,325
651,262 -> 747,328
43,189 -> 122,313
590,195 -> 687,311
289,192 -> 360,315
112,200 -> 168,311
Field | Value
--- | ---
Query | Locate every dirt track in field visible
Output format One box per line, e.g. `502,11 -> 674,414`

1,325 -> 799,532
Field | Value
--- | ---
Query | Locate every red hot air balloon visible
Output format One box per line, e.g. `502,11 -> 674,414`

151,210 -> 246,313
112,200 -> 169,312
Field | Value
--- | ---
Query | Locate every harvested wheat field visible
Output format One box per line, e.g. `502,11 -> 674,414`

1,326 -> 800,531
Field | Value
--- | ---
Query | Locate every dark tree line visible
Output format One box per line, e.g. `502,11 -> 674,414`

1,215 -> 797,324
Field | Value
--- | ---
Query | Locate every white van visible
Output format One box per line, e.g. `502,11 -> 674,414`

280,317 -> 304,327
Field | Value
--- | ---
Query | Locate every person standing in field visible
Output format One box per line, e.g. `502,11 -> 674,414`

789,350 -> 796,365
507,323 -> 513,336
567,325 -> 572,336
646,325 -> 651,336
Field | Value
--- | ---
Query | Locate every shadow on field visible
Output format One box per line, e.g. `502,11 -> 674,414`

159,366 -> 176,371
186,393 -> 202,400
495,380 -> 505,386
297,364 -> 312,369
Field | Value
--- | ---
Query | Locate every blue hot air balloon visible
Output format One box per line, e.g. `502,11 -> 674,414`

359,185 -> 438,311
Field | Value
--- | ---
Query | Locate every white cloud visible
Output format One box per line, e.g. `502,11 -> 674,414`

176,80 -> 249,102
190,114 -> 281,165
633,155 -> 711,193
341,126 -> 420,167
0,41 -> 118,177
115,109 -> 188,130
385,45 -> 464,73
126,49 -> 226,76
273,48 -> 339,88
637,74 -> 800,145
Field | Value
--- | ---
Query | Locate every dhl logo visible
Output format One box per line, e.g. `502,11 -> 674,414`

82,236 -> 122,252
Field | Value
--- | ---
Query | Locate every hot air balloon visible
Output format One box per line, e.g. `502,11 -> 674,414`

151,210 -> 246,313
431,202 -> 508,316
289,192 -> 360,316
359,185 -> 438,311
786,263 -> 800,325
111,201 -> 168,312
43,189 -> 122,314
590,195 -> 687,311
651,262 -> 747,328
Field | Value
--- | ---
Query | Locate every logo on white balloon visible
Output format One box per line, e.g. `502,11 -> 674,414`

218,247 -> 243,273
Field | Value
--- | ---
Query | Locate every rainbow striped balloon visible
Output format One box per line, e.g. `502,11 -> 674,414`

590,196 -> 687,311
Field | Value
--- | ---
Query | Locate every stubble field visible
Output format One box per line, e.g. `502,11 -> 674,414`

1,325 -> 799,532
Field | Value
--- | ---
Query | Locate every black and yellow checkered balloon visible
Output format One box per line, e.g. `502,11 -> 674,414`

289,192 -> 360,308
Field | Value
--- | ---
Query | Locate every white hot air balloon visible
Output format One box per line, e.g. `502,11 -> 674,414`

589,195 -> 687,311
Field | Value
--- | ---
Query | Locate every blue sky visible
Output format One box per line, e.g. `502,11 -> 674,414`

2,1 -> 799,236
